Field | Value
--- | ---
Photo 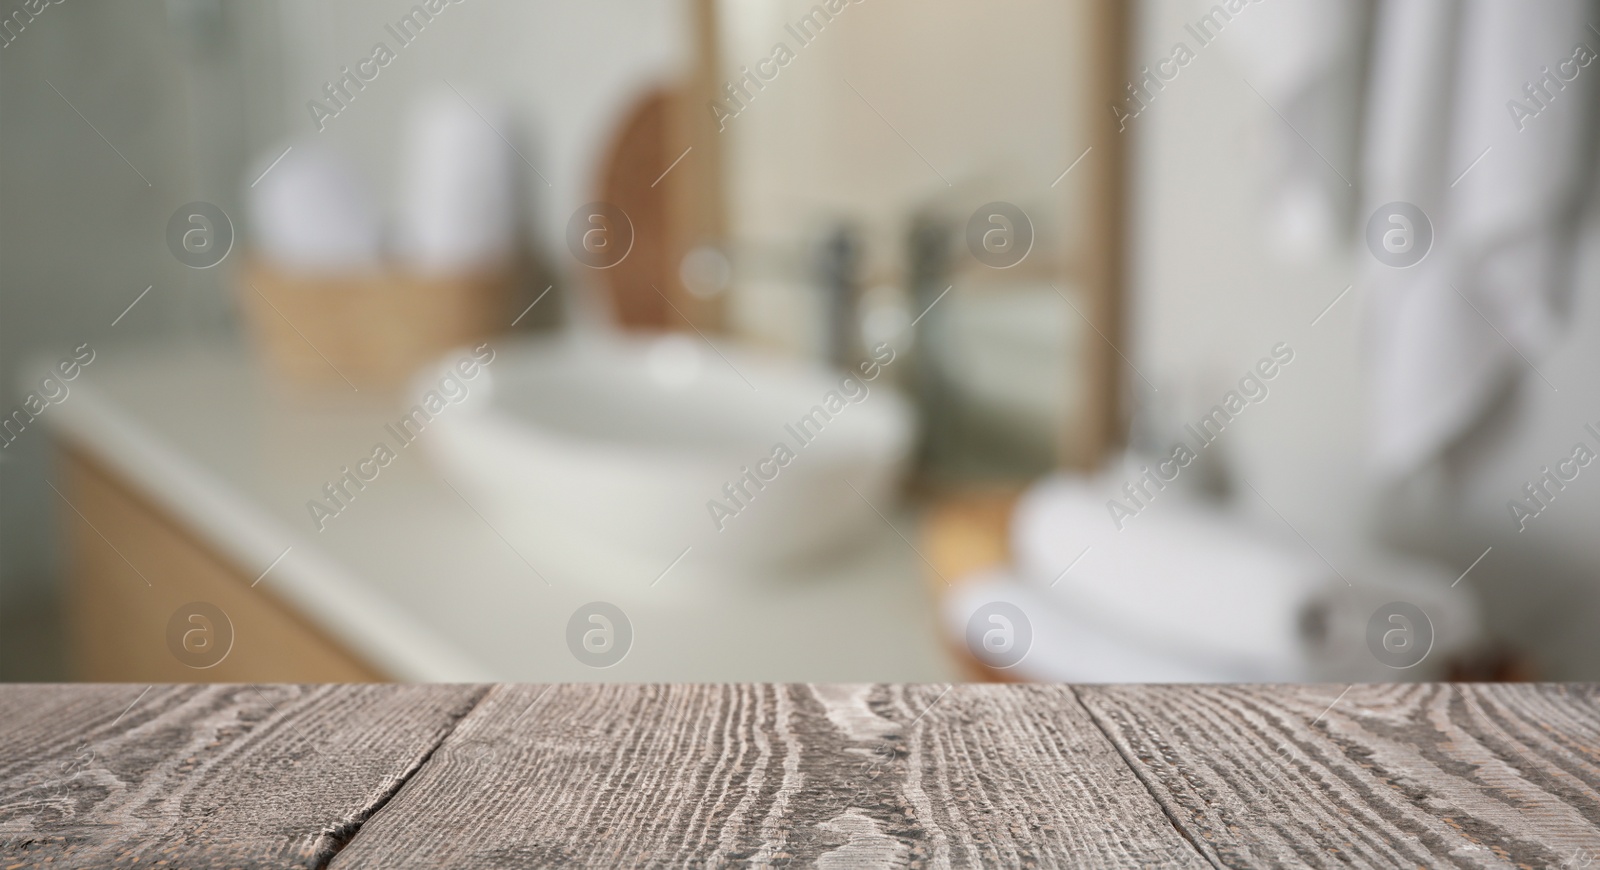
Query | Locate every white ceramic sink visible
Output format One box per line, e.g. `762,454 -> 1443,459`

417,333 -> 915,570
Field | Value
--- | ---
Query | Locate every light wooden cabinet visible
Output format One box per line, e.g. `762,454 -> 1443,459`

57,446 -> 384,682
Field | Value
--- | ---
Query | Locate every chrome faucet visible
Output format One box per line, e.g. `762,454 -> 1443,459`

907,212 -> 954,475
815,224 -> 862,369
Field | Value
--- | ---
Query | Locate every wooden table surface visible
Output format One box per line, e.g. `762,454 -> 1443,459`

1,684 -> 1596,868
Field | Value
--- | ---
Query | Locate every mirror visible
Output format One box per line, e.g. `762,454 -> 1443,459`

709,0 -> 1127,481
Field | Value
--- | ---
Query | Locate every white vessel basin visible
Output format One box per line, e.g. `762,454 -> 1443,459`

417,333 -> 915,570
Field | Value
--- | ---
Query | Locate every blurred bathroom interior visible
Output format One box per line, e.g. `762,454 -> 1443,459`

2,0 -> 1598,683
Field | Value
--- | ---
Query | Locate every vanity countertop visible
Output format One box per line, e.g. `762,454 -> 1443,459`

43,344 -> 958,682
4,682 -> 1596,867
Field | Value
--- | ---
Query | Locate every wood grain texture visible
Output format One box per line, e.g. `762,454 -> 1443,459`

326,683 -> 1203,868
0,683 -> 485,868
7,684 -> 1597,868
1078,683 -> 1600,869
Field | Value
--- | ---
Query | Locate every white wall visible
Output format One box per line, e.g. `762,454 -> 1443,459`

1130,0 -> 1600,678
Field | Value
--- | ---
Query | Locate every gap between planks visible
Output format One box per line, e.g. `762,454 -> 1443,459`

324,683 -> 1219,867
311,684 -> 497,869
1067,684 -> 1222,870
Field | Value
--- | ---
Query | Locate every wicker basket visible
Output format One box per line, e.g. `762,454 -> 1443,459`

237,258 -> 511,392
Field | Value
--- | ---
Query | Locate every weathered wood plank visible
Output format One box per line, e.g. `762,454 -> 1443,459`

12,684 -> 1595,867
327,683 -> 1206,868
1078,683 -> 1600,869
0,683 -> 486,868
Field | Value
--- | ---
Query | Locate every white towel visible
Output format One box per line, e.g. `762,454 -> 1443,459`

1363,0 -> 1598,475
943,570 -> 1241,683
245,143 -> 382,271
1220,0 -> 1369,259
993,473 -> 1481,681
396,88 -> 520,275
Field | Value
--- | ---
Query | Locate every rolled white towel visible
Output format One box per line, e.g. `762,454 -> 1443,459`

1009,473 -> 1481,680
395,88 -> 519,275
245,143 -> 382,272
943,568 -> 1261,682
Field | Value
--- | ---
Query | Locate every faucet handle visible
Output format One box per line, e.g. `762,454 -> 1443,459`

817,225 -> 861,285
907,213 -> 952,290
